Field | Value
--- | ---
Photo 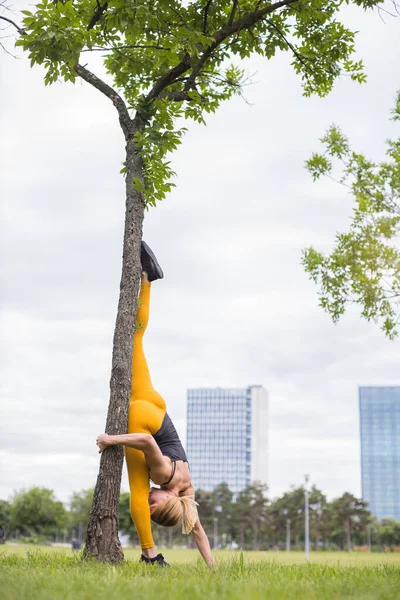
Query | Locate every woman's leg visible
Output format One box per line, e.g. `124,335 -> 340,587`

125,445 -> 155,549
131,278 -> 152,397
126,275 -> 166,552
125,401 -> 164,551
130,277 -> 166,410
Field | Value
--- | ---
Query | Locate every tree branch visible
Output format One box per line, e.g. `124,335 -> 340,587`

0,15 -> 25,36
81,44 -> 171,53
185,0 -> 300,90
146,53 -> 192,101
169,5 -> 191,30
203,0 -> 214,33
160,89 -> 207,102
0,38 -> 19,57
74,63 -> 133,139
266,19 -> 312,76
143,0 -> 299,106
228,0 -> 239,26
144,0 -> 299,103
87,1 -> 108,31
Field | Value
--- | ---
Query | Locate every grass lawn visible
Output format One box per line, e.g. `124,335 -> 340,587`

1,545 -> 400,600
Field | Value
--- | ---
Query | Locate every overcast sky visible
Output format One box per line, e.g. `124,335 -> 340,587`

1,1 -> 399,507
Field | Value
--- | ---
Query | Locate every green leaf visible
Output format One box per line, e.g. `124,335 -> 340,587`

304,92 -> 400,339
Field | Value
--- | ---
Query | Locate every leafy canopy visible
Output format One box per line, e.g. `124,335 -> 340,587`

9,487 -> 68,536
69,488 -> 94,530
303,91 -> 400,339
13,0 -> 384,205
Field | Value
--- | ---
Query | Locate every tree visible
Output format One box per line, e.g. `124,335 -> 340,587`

69,488 -> 94,540
329,492 -> 370,551
0,500 -> 11,543
266,486 -> 375,551
1,0 -> 386,561
308,486 -> 329,550
211,482 -> 234,544
195,489 -> 214,539
9,487 -> 68,538
303,91 -> 400,339
235,482 -> 269,550
118,491 -> 137,542
379,518 -> 400,546
267,486 -> 305,547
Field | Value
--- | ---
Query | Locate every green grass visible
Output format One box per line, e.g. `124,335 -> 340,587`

1,546 -> 400,600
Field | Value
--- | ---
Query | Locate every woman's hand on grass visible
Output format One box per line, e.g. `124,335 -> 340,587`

96,433 -> 112,453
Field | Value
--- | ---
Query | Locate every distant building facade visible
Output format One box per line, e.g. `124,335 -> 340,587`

359,386 -> 400,520
186,386 -> 268,494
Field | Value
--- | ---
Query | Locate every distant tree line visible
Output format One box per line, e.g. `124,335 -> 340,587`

1,483 -> 400,551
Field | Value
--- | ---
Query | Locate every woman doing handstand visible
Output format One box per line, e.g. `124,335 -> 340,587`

96,242 -> 215,568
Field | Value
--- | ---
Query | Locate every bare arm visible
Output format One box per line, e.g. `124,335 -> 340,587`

181,485 -> 215,568
96,432 -> 168,474
96,432 -> 155,452
191,519 -> 216,568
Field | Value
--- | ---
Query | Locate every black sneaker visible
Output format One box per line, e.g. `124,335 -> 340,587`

140,553 -> 170,567
140,241 -> 164,282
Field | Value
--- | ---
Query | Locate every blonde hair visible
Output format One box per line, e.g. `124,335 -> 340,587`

151,495 -> 198,534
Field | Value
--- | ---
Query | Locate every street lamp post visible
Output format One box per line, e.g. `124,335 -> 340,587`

304,474 -> 310,561
286,518 -> 291,553
367,525 -> 371,553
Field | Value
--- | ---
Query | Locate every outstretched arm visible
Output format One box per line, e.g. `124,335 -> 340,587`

181,485 -> 215,568
97,432 -> 155,453
191,519 -> 216,568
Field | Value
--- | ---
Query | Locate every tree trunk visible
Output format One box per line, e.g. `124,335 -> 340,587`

345,519 -> 352,553
252,521 -> 260,551
240,526 -> 245,550
84,127 -> 145,562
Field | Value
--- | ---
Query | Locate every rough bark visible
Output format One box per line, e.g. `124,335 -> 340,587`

84,120 -> 145,562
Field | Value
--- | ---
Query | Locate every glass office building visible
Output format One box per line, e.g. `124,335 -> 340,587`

186,386 -> 268,494
359,386 -> 400,520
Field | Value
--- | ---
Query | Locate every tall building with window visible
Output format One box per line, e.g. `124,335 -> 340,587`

186,386 -> 268,494
359,386 -> 400,520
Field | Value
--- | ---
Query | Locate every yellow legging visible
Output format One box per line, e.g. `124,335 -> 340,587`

125,280 -> 166,549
